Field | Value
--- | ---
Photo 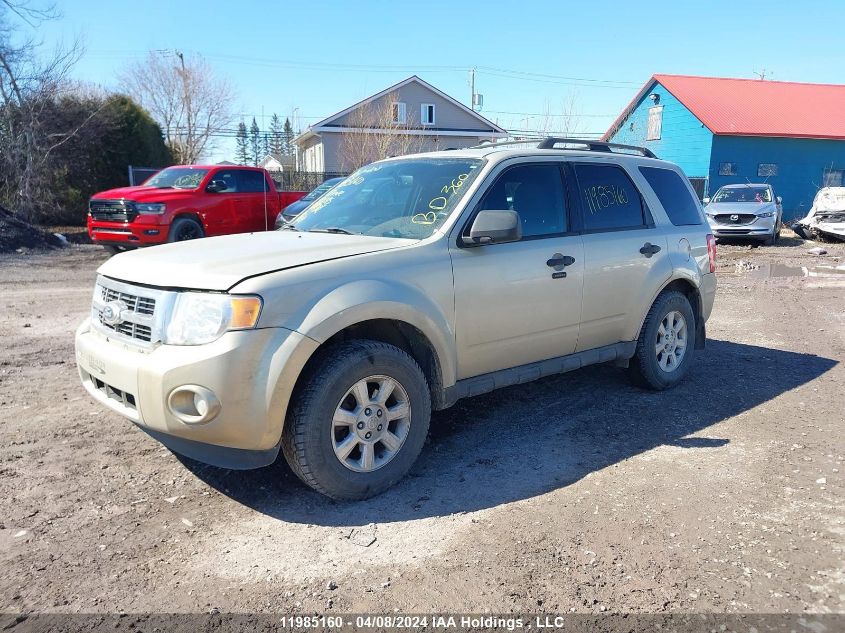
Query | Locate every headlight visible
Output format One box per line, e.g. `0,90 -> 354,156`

164,293 -> 262,345
757,211 -> 775,218
135,203 -> 166,214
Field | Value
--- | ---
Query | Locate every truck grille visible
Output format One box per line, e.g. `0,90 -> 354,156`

91,276 -> 171,347
89,200 -> 137,223
714,213 -> 757,225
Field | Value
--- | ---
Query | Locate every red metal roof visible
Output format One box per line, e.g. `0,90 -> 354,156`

605,74 -> 845,141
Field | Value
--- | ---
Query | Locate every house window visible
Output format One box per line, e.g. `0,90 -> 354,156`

823,168 -> 844,187
719,162 -> 737,176
391,102 -> 406,124
421,103 -> 435,125
646,106 -> 663,141
758,163 -> 778,177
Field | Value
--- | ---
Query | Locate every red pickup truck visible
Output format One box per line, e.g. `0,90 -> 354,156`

88,165 -> 306,253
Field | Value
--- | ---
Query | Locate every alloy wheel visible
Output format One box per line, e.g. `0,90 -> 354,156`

331,375 -> 411,472
655,310 -> 688,372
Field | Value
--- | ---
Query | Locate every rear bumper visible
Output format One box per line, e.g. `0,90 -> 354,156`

88,216 -> 169,246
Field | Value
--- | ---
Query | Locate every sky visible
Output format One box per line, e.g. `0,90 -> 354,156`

31,0 -> 845,162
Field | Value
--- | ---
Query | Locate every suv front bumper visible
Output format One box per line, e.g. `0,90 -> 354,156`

706,215 -> 776,240
75,319 -> 318,468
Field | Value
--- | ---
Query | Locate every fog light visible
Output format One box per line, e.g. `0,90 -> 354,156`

167,385 -> 221,424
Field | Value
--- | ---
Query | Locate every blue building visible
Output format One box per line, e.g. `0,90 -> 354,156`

604,75 -> 845,219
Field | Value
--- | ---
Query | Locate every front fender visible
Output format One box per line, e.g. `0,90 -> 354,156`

297,279 -> 457,389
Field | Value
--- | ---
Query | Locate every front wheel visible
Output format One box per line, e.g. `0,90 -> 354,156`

282,340 -> 431,500
168,217 -> 205,242
629,290 -> 696,390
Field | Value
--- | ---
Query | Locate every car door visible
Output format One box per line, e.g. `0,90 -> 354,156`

450,161 -> 585,379
236,169 -> 274,232
571,161 -> 672,352
203,169 -> 240,236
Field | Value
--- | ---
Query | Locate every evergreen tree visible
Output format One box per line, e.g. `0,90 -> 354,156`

282,117 -> 295,156
235,122 -> 249,165
269,113 -> 284,156
249,117 -> 261,166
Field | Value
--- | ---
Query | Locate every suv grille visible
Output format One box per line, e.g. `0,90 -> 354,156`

714,213 -> 757,225
101,286 -> 156,316
89,200 -> 137,223
91,276 -> 171,347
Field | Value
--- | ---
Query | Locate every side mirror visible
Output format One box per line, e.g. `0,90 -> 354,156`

776,196 -> 782,204
463,209 -> 522,246
206,180 -> 228,193
702,197 -> 710,204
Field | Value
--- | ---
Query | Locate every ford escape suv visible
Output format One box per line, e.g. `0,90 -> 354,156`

75,138 -> 717,500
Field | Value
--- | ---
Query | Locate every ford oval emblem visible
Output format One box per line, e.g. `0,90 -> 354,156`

101,300 -> 126,326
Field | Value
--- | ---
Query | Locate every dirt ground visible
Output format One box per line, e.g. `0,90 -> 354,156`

0,232 -> 843,616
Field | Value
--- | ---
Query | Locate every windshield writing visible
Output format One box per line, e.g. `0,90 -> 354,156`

144,168 -> 209,190
292,158 -> 483,239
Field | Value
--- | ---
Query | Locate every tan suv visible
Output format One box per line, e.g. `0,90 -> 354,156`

75,138 -> 717,500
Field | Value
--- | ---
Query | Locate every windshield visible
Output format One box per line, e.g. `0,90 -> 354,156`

291,158 -> 484,239
143,167 -> 210,190
712,186 -> 772,203
302,178 -> 343,202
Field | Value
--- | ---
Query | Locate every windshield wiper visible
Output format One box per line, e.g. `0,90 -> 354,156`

278,222 -> 300,232
308,227 -> 356,235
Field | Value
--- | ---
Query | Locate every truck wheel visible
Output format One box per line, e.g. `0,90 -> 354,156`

629,290 -> 696,391
168,217 -> 204,242
103,245 -> 126,256
282,340 -> 431,500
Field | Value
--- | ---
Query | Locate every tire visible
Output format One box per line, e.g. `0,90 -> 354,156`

282,340 -> 431,500
629,290 -> 697,391
168,217 -> 205,242
103,245 -> 125,256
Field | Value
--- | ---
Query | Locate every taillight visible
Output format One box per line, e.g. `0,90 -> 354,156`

706,234 -> 716,273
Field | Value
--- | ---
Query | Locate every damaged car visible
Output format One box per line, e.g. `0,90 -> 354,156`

792,187 -> 845,242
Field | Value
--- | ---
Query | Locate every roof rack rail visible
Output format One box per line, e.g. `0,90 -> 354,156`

471,137 -> 657,158
536,137 -> 656,158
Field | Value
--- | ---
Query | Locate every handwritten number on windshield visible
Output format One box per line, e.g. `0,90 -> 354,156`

414,174 -> 470,224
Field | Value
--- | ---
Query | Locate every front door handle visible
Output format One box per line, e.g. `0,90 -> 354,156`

639,242 -> 661,257
546,254 -> 576,268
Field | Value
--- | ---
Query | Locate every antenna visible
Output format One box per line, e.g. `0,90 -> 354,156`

753,68 -> 770,80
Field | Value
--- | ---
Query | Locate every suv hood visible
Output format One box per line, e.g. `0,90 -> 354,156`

91,186 -> 200,202
98,231 -> 413,291
706,202 -> 776,215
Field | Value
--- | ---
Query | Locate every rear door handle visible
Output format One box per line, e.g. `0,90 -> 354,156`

546,254 -> 576,268
639,242 -> 661,257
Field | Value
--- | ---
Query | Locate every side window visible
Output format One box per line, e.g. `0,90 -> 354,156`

212,170 -> 239,193
477,164 -> 567,238
639,166 -> 703,226
238,170 -> 268,193
574,164 -> 646,231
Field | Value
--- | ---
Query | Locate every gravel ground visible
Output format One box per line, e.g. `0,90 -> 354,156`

0,234 -> 843,616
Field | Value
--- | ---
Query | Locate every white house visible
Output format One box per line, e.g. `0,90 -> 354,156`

294,75 -> 508,173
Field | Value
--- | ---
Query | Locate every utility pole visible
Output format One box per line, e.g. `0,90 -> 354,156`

469,68 -> 476,111
176,50 -> 192,162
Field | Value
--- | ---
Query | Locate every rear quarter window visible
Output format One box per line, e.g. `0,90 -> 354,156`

639,167 -> 703,226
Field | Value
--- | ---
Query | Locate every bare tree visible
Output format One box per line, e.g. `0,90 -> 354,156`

120,51 -> 234,163
337,92 -> 430,172
0,0 -> 87,220
532,92 -> 584,138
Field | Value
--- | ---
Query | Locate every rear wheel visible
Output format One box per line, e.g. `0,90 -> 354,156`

168,217 -> 204,242
629,291 -> 696,390
282,340 -> 431,500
